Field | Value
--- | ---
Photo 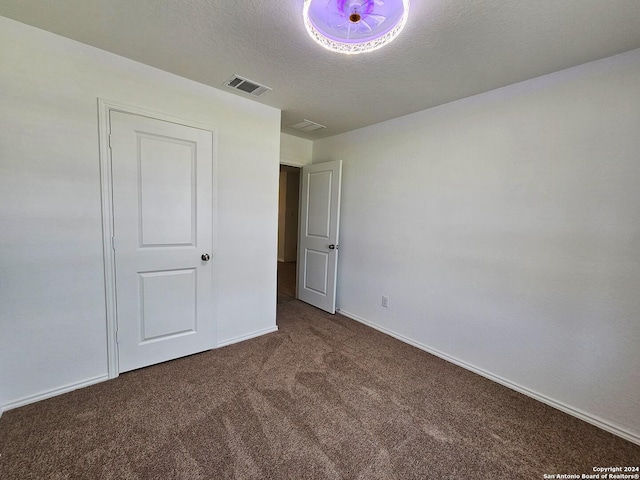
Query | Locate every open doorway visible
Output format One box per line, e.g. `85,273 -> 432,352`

277,164 -> 300,303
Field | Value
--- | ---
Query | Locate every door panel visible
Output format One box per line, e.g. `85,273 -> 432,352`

139,269 -> 196,342
304,249 -> 329,295
138,135 -> 196,246
110,111 -> 214,373
298,160 -> 342,313
306,171 -> 332,238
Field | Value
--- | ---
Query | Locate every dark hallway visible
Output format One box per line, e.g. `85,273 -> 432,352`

277,261 -> 296,304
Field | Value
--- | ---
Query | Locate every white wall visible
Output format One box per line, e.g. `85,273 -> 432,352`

0,17 -> 280,410
280,133 -> 312,167
313,49 -> 640,443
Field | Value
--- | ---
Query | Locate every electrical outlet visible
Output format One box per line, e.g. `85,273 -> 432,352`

382,295 -> 389,308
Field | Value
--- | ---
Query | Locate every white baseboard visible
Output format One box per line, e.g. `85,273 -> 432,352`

0,374 -> 109,415
216,325 -> 278,348
337,308 -> 640,446
0,326 -> 279,415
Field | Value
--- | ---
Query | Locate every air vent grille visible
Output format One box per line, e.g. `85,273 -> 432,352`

289,119 -> 326,132
224,75 -> 272,97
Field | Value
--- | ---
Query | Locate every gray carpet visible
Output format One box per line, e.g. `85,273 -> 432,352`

1,299 -> 638,479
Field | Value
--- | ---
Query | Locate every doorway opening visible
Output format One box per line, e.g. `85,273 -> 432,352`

277,164 -> 300,303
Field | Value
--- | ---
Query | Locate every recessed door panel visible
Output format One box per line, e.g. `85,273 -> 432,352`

138,135 -> 196,247
306,170 -> 332,238
139,269 -> 196,343
304,249 -> 328,295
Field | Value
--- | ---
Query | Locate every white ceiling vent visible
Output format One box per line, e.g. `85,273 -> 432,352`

289,119 -> 326,132
224,75 -> 272,97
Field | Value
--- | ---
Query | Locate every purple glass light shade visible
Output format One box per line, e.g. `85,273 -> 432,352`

304,0 -> 410,54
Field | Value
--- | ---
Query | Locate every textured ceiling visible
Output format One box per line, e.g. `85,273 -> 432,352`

2,0 -> 640,139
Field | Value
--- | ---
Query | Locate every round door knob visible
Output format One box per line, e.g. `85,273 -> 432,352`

201,253 -> 210,261
328,244 -> 336,250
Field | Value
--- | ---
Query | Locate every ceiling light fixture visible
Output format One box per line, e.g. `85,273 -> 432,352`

303,0 -> 410,55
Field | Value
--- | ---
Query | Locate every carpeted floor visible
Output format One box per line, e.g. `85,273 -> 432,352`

277,261 -> 297,304
1,299 -> 638,479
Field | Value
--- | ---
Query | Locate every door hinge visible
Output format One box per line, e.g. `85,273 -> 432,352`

115,330 -> 119,344
111,236 -> 116,251
108,134 -> 112,149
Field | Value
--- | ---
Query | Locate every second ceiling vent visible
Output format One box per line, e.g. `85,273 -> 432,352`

289,119 -> 326,132
225,75 -> 272,97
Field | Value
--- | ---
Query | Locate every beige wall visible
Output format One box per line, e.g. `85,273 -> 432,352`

278,166 -> 300,262
284,170 -> 300,262
278,171 -> 288,261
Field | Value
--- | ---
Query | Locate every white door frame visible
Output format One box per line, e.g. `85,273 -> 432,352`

98,98 -> 219,379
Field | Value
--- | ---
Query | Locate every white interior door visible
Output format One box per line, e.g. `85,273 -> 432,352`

110,111 -> 215,373
297,160 -> 342,313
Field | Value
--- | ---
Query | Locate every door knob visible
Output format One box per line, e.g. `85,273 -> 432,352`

328,244 -> 337,250
201,253 -> 210,261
